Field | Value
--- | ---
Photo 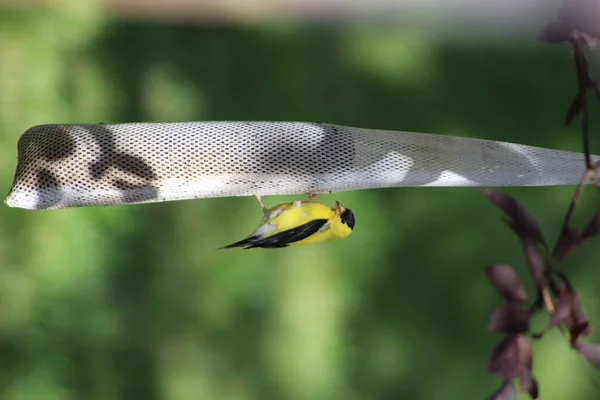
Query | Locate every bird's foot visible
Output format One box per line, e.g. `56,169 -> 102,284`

255,194 -> 268,214
306,191 -> 331,201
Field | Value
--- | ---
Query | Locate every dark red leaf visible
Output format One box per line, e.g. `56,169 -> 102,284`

484,189 -> 547,247
539,21 -> 573,43
550,277 -> 592,341
564,288 -> 590,339
485,264 -> 528,303
520,368 -> 539,399
566,289 -> 592,342
570,320 -> 593,343
488,336 -> 520,379
554,226 -> 581,261
488,381 -> 516,400
550,287 -> 577,327
487,335 -> 532,380
581,209 -> 600,243
565,93 -> 584,126
520,238 -> 545,287
558,0 -> 600,40
488,304 -> 530,334
516,334 -> 533,371
574,341 -> 600,368
592,81 -> 600,104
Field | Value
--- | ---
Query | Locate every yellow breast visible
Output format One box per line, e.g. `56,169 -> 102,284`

264,201 -> 335,233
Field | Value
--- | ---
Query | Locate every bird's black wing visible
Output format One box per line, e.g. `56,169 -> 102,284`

243,218 -> 329,249
215,218 -> 330,250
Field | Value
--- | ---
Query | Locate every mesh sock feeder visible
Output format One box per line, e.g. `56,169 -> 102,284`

4,121 -> 599,210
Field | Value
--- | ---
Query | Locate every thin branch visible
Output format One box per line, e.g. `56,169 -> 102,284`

553,170 -> 593,257
570,40 -> 592,168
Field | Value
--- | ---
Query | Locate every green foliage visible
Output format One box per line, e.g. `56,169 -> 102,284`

1,4 -> 599,400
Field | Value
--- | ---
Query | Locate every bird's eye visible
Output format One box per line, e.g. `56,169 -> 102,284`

340,209 -> 355,229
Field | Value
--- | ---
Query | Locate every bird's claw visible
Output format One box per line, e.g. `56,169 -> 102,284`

306,191 -> 331,201
255,194 -> 268,214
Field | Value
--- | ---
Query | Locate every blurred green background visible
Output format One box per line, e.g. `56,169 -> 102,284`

1,2 -> 600,399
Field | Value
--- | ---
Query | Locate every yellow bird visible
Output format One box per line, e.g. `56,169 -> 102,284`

219,198 -> 355,249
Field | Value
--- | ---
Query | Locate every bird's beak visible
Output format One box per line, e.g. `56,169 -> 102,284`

335,201 -> 346,214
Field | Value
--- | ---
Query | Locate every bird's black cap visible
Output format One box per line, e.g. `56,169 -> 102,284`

341,208 -> 355,229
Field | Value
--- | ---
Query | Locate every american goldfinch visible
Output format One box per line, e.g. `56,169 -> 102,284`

219,199 -> 355,249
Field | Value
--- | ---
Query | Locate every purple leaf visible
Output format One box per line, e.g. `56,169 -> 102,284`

484,189 -> 547,247
488,336 -> 520,379
565,93 -> 584,126
520,368 -> 539,399
487,335 -> 532,380
539,21 -> 572,43
574,341 -> 600,368
570,320 -> 593,343
488,304 -> 530,334
488,381 -> 516,400
592,81 -> 600,104
581,209 -> 600,243
554,226 -> 581,261
550,287 -> 577,327
551,278 -> 592,341
516,334 -> 533,371
486,264 -> 528,303
558,0 -> 600,40
567,293 -> 593,342
520,238 -> 545,287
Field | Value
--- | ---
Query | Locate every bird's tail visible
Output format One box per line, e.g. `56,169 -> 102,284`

216,236 -> 259,250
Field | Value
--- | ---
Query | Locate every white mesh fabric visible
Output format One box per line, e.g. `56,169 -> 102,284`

4,121 -> 599,210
